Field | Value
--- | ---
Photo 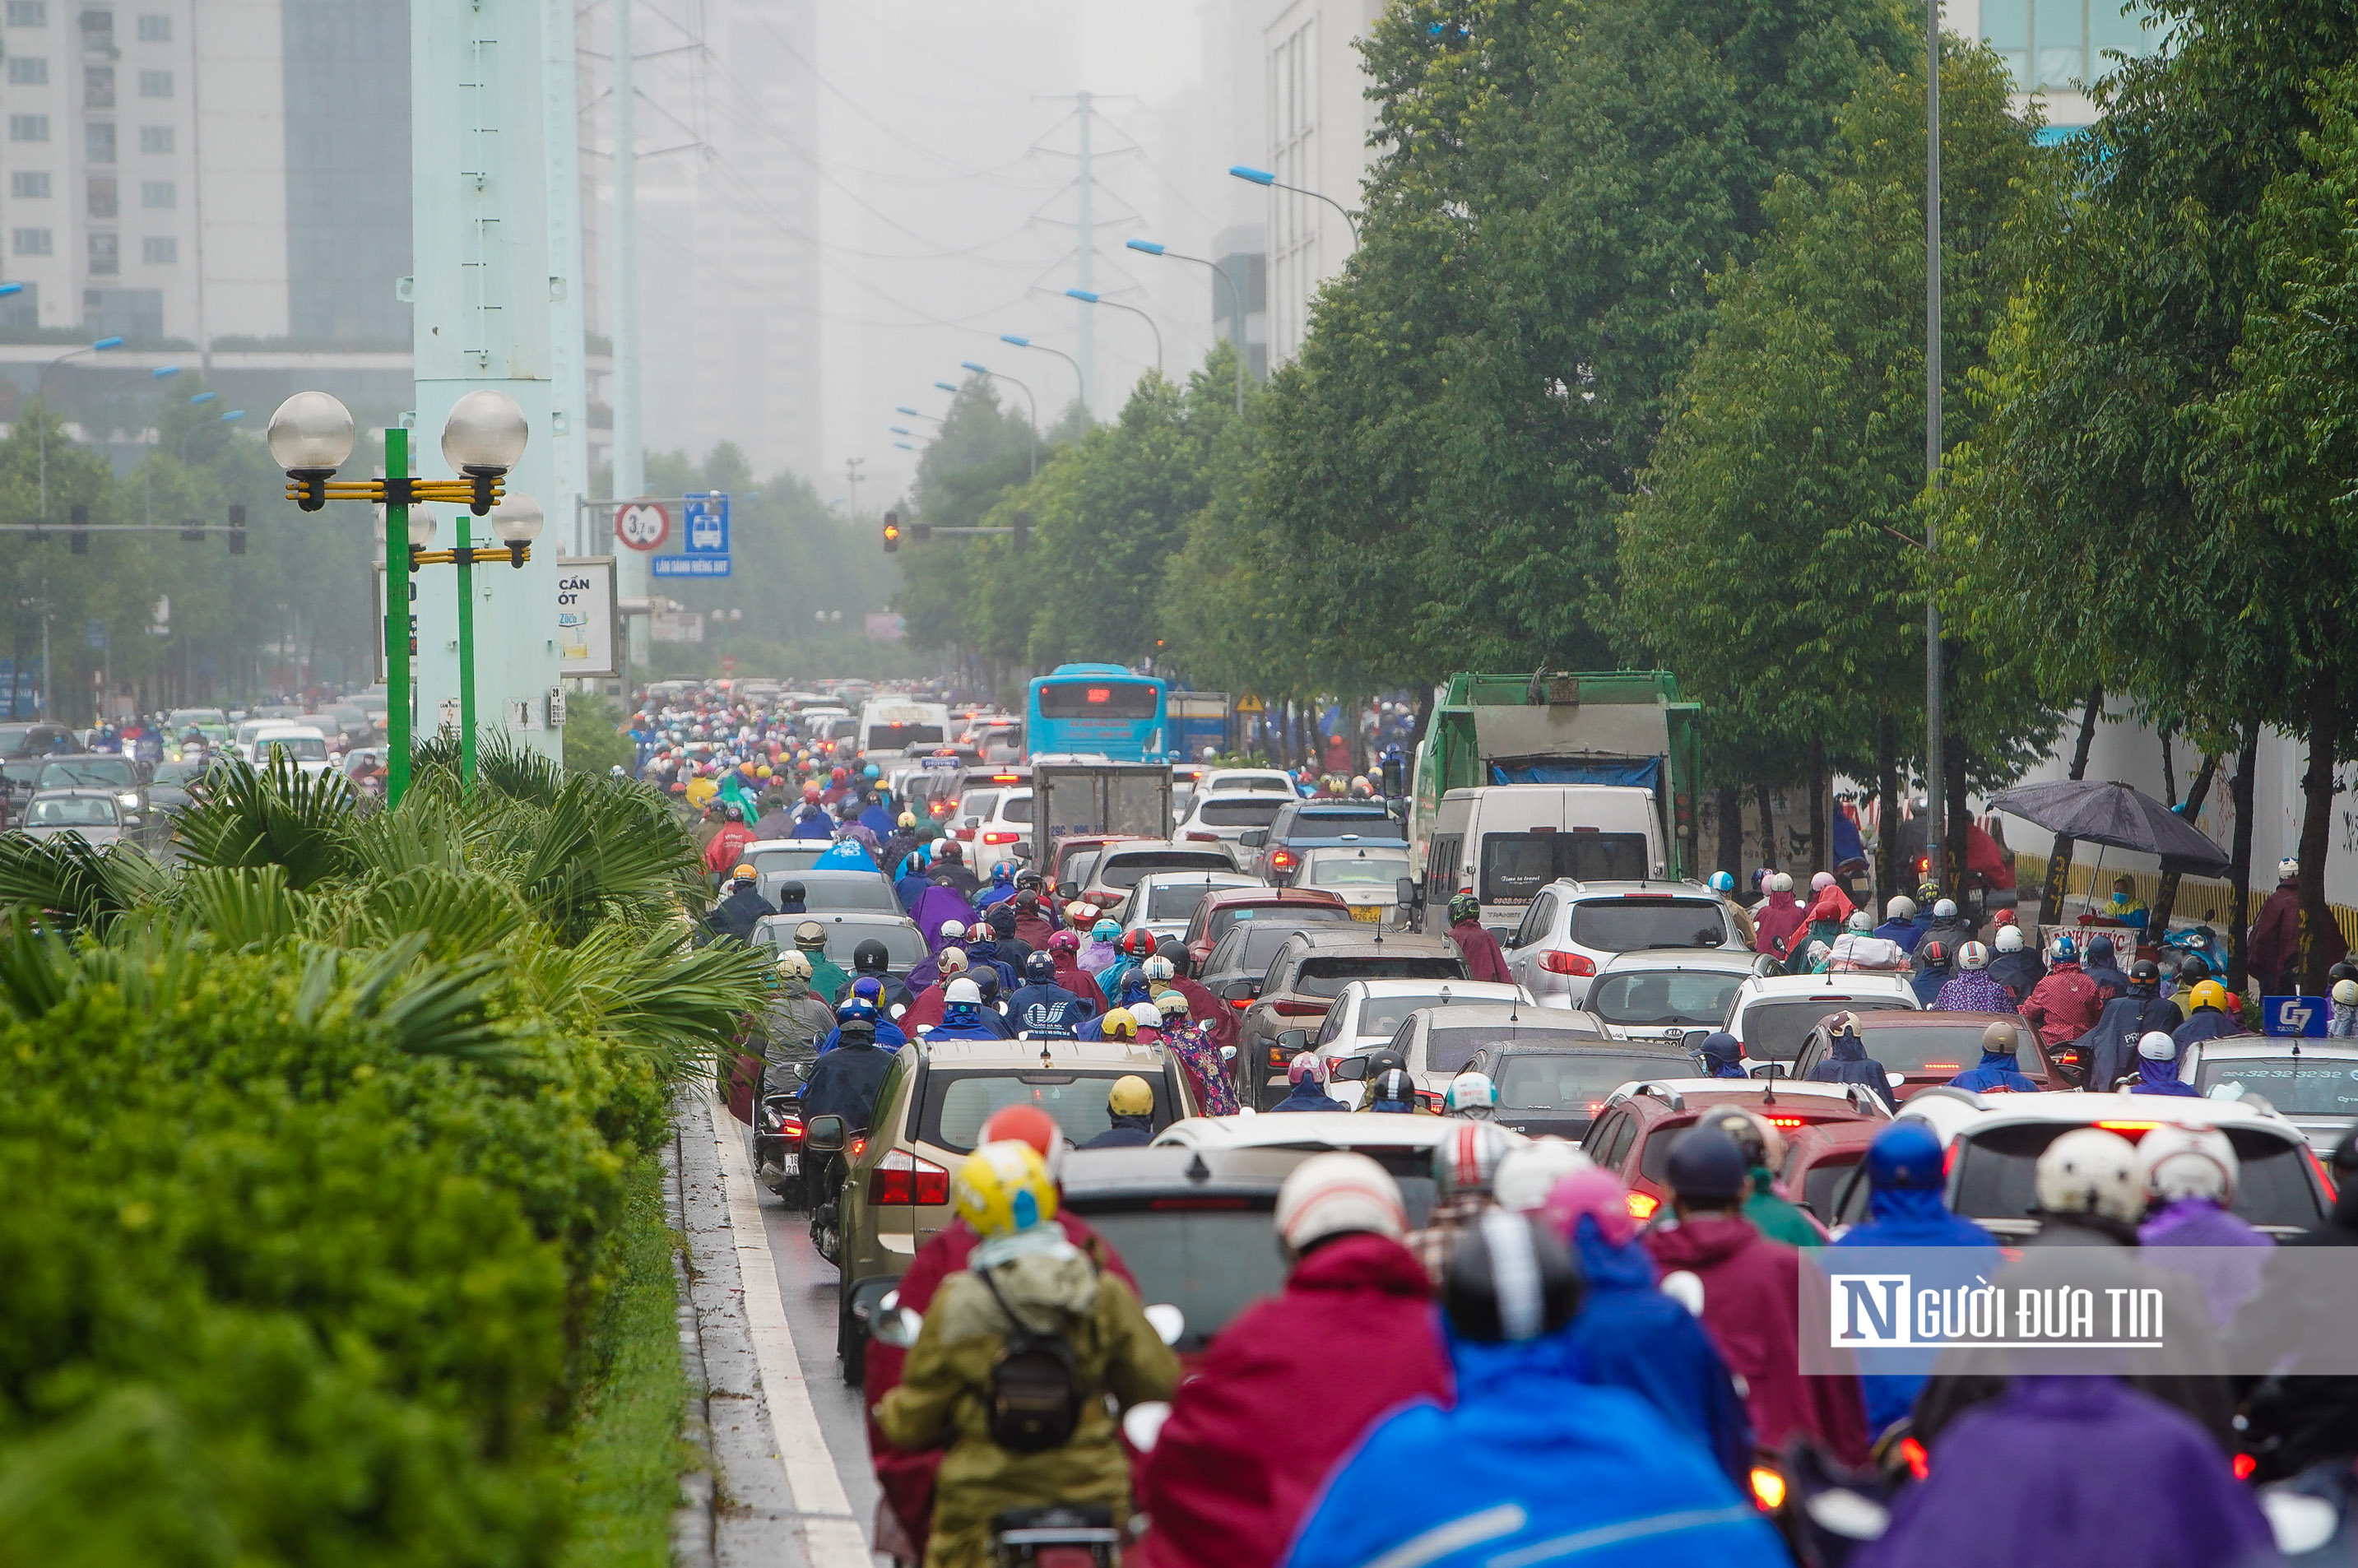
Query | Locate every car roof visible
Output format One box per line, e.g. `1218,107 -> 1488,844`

1200,887 -> 1348,908
1153,1111 -> 1459,1151
914,1035 -> 1166,1071
1487,1038 -> 1694,1062
1340,978 -> 1525,1000
1132,869 -> 1256,886
1281,930 -> 1460,958
1594,949 -> 1762,976
745,838 -> 829,854
2193,1038 -> 2358,1061
1060,1144 -> 1307,1199
1542,879 -> 1717,901
1943,1088 -> 2303,1136
1843,1009 -> 2018,1030
1410,1003 -> 1604,1032
1605,1077 -> 1893,1116
755,911 -> 918,932
1738,973 -> 1920,1000
39,753 -> 132,763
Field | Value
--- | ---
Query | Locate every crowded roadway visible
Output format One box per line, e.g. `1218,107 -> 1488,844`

657,676 -> 2358,1568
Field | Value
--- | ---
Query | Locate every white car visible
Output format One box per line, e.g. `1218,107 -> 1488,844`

1724,972 -> 1920,1067
1200,768 -> 1299,796
1326,1001 -> 1617,1110
244,724 -> 336,777
2179,1037 -> 2358,1153
1172,788 -> 1289,849
1151,1111 -> 1469,1218
1501,879 -> 1748,1009
1111,869 -> 1260,948
1294,978 -> 1532,1098
1296,842 -> 1418,925
1583,949 -> 1766,1048
965,786 -> 1033,871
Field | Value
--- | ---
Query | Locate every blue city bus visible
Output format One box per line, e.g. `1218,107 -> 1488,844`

1026,664 -> 1168,762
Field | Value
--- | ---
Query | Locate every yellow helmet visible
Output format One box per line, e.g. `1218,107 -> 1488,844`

1107,1074 -> 1153,1116
685,777 -> 719,807
954,1139 -> 1059,1238
2191,979 -> 2231,1014
757,764 -> 773,779
1101,1007 -> 1137,1041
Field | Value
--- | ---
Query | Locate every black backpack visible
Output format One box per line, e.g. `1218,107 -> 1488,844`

977,1265 -> 1088,1452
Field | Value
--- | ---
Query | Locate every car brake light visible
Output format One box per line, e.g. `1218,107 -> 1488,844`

1922,1062 -> 1960,1071
1625,1190 -> 1659,1220
1749,1467 -> 1785,1512
1620,893 -> 1673,902
1185,831 -> 1218,842
2309,1144 -> 2336,1197
1229,998 -> 1253,1010
849,1135 -> 868,1160
1270,850 -> 1296,870
1899,1436 -> 1930,1482
1270,1000 -> 1328,1017
1763,1115 -> 1805,1128
990,773 -> 1021,784
1539,950 -> 1596,977
982,831 -> 1019,844
2234,1452 -> 2257,1482
1416,1089 -> 1443,1111
2095,1120 -> 2159,1134
1268,1046 -> 1289,1066
873,1148 -> 951,1205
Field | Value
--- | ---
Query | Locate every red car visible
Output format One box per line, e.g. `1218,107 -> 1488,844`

1580,1079 -> 1892,1222
1776,1120 -> 1885,1228
1181,885 -> 1354,971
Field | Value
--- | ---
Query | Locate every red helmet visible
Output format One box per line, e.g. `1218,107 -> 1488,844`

1121,927 -> 1157,958
831,766 -> 849,783
803,782 -> 821,800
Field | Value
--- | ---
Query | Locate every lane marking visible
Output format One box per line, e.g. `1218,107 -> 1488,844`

708,1094 -> 873,1567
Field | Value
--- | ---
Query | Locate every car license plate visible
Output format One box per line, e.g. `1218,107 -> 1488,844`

1351,904 -> 1383,922
780,1153 -> 800,1176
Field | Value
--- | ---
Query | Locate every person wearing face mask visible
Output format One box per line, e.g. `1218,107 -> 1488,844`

2103,874 -> 2150,931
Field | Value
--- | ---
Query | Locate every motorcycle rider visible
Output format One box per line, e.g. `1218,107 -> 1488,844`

1697,1106 -> 1822,1245
2020,934 -> 2102,1060
1829,908 -> 1911,971
1910,938 -> 1954,1005
2129,1029 -> 2199,1096
703,862 -> 776,943
1947,1020 -> 2042,1092
2331,976 -> 2358,1037
1286,1208 -> 1787,1568
1078,1076 -> 1157,1148
1698,1030 -> 1749,1079
762,950 -> 838,1094
2171,979 -> 2245,1051
1912,896 -> 1975,960
1269,1052 -> 1339,1112
1933,940 -> 2021,1014
1360,1066 -> 1423,1115
1006,950 -> 1095,1037
800,1013 -> 896,1135
2080,932 -> 2132,1003
1803,1011 -> 1899,1112
1407,1120 -> 1517,1283
2136,1125 -> 2272,1329
1753,872 -> 1806,963
1446,891 -> 1511,985
923,977 -> 1012,1042
2249,856 -> 2342,998
794,920 -> 852,1009
843,937 -> 913,1014
2084,959 -> 2181,1090
1708,870 -> 1758,947
815,981 -> 911,1055
1873,893 -> 1924,950
1443,1070 -> 1497,1120
875,1140 -> 1178,1568
981,902 -> 1031,970
1986,922 -> 2045,1002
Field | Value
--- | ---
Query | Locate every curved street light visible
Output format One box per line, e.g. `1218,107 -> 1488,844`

1229,164 -> 1360,244
998,334 -> 1084,417
959,361 -> 1037,477
1126,239 -> 1246,412
1063,289 -> 1163,378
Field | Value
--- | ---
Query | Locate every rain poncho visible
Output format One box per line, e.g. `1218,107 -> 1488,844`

1752,888 -> 1806,960
1804,1029 -> 1898,1111
801,949 -> 852,1010
1563,1212 -> 1752,1482
703,881 -> 776,944
975,867 -> 1018,909
1854,1377 -> 2270,1568
2139,1198 -> 2272,1329
787,800 -> 833,839
1267,1079 -> 1339,1112
912,882 -> 981,952
762,976 -> 838,1091
1985,943 -> 2046,1002
2080,935 -> 2131,1001
2084,989 -> 2184,1092
1700,1031 -> 1748,1078
1283,1315 -> 1785,1568
1948,1045 -> 2040,1093
2170,1004 -> 2244,1052
1449,918 -> 1512,985
1079,1113 -> 1154,1149
1932,968 -> 2021,1014
2021,961 -> 2103,1050
2130,1042 -> 2201,1096
812,837 -> 878,871
1005,981 -> 1095,1037
1743,1166 -> 1825,1247
1078,931 -> 1120,977
1833,1169 -> 1998,1434
798,1035 -> 896,1131
1163,1021 -> 1240,1116
2332,998 -> 2358,1038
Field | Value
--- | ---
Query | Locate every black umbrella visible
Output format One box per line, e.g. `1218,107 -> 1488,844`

1985,778 -> 2230,874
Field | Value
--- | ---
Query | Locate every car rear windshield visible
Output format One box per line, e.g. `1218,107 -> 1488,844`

1952,1122 -> 2323,1228
868,722 -> 945,749
1480,832 -> 1651,901
750,846 -> 827,875
38,758 -> 134,788
1306,852 -> 1412,888
960,791 -> 1000,820
2196,1058 -> 2358,1116
1427,1026 -> 1609,1074
1847,1023 -> 2023,1076
1353,991 -> 1469,1039
798,876 -> 901,914
1638,1115 -> 1853,1182
258,736 -> 329,762
1288,808 -> 1390,837
1588,970 -> 1746,1028
1198,797 -> 1283,828
1567,897 -> 1728,953
1296,955 -> 1465,999
1097,851 -> 1234,890
1497,1051 -> 1692,1113
1205,904 -> 1353,950
1740,996 -> 1915,1060
1000,793 -> 1033,824
921,1068 -> 1176,1155
1144,881 -> 1233,920
1214,921 -> 1325,977
1075,1207 -> 1286,1350
1801,1153 -> 1866,1224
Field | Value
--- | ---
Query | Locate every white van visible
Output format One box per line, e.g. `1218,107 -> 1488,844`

856,700 -> 949,758
1411,784 -> 1666,936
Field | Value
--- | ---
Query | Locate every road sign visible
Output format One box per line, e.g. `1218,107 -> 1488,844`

615,501 -> 670,552
652,555 -> 730,578
720,654 -> 737,675
2264,995 -> 2329,1037
1236,694 -> 1265,713
685,493 -> 729,554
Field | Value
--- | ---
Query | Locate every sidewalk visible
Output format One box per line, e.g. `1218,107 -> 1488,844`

670,1090 -> 874,1568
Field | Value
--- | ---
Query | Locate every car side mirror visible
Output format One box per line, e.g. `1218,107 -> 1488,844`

1218,977 -> 1260,1003
1682,1030 -> 1710,1054
1395,876 -> 1421,910
805,1113 -> 847,1154
1274,1028 -> 1309,1054
1056,881 -> 1079,902
1752,1060 -> 1789,1081
1238,828 -> 1268,848
870,1299 -> 925,1350
1331,1055 -> 1371,1082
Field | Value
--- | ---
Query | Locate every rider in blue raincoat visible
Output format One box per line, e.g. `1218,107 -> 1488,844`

1699,1031 -> 1748,1079
1947,1021 -> 2042,1092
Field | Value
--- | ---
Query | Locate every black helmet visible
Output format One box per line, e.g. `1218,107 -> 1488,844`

1153,936 -> 1194,977
780,879 -> 806,904
836,1016 -> 877,1051
972,967 -> 1002,1002
1365,1047 -> 1409,1083
2176,953 -> 2212,982
1371,1068 -> 1416,1107
2128,958 -> 2161,986
1665,1127 -> 1748,1203
986,903 -> 1017,935
1444,1211 -> 1583,1343
1023,950 -> 1056,983
2331,959 -> 2358,987
852,939 -> 890,975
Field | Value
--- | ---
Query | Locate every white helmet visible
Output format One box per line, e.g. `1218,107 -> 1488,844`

1432,1119 -> 1516,1198
1276,1151 -> 1406,1255
939,920 -> 967,942
1933,898 -> 1958,919
939,947 -> 969,974
2139,1124 -> 2238,1204
2035,1128 -> 2143,1223
2280,857 -> 2300,881
2137,1030 -> 2178,1062
1846,910 -> 1874,933
773,949 -> 812,981
2335,979 -> 2358,1007
1492,1138 -> 1594,1213
1142,954 -> 1176,981
944,977 -> 982,1005
1771,872 -> 1794,893
1129,1000 -> 1164,1030
1886,896 -> 1918,921
1995,926 -> 2025,953
1957,940 -> 1990,971
1446,1071 -> 1497,1113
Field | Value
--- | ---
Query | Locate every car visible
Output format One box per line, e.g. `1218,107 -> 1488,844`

1581,949 -> 1764,1047
775,869 -> 903,916
740,838 -> 837,902
1789,1010 -> 2054,1100
30,754 -> 149,822
1199,916 -> 1354,1029
750,912 -> 929,990
1776,1119 -> 1887,1227
829,1032 -> 1205,1377
165,707 -> 234,745
295,713 -> 353,753
1501,880 -> 1747,1009
1406,783 -> 1670,939
1048,833 -> 1153,906
1231,930 -> 1469,1108
1342,1001 -> 1622,1111
0,721 -> 76,762
1297,977 -> 1532,1073
1455,1037 -> 1706,1139
1149,1110 -> 1450,1224
1295,842 -> 1418,926
1180,885 -> 1353,970
1581,1078 -> 1894,1222
963,786 -> 1033,870
2183,1037 -> 2358,1152
145,754 -> 223,818
1076,840 -> 1240,911
1923,1091 -> 2332,1241
13,788 -> 133,845
1053,1146 -> 1312,1355
1723,972 -> 1921,1065
1172,788 -> 1290,849
244,724 -> 336,777
1195,767 -> 1299,797
1108,869 -> 1260,949
1237,800 -> 1404,884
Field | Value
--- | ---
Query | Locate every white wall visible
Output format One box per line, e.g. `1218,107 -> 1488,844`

193,0 -> 287,340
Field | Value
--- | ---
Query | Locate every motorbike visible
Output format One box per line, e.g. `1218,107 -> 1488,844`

754,1087 -> 808,1204
991,1505 -> 1121,1568
2160,921 -> 2228,979
803,1111 -> 853,1264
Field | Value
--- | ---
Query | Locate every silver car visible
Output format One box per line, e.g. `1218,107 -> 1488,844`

1582,949 -> 1764,1047
1501,880 -> 1746,1009
15,788 -> 132,846
2185,1037 -> 2358,1153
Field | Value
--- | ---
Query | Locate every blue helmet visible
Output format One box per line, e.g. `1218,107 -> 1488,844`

1707,870 -> 1735,894
1023,950 -> 1056,983
1866,1121 -> 1946,1191
2052,934 -> 2077,962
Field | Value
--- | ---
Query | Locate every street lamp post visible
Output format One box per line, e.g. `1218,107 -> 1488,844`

997,335 -> 1084,417
959,361 -> 1037,477
36,335 -> 124,517
1229,164 -> 1360,244
264,387 -> 531,803
1126,239 -> 1246,413
1062,290 -> 1163,378
176,406 -> 244,465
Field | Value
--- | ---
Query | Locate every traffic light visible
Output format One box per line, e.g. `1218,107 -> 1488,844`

882,510 -> 901,553
228,503 -> 246,556
68,504 -> 86,555
1013,510 -> 1030,554
910,521 -> 932,541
